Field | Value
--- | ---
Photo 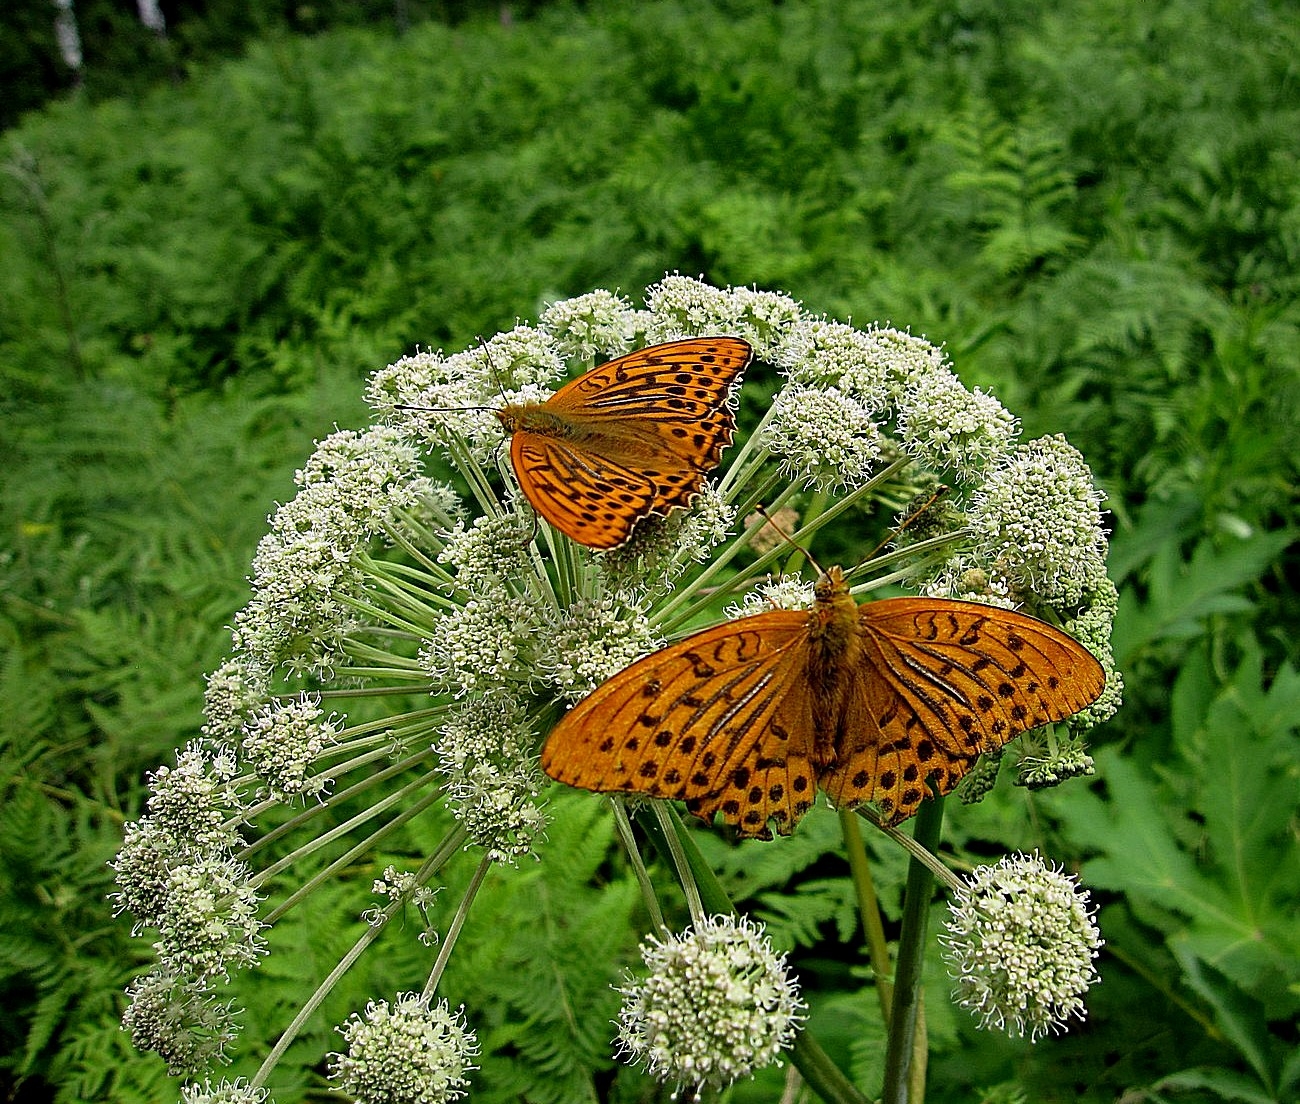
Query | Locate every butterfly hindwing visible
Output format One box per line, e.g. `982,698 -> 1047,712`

822,598 -> 1106,824
510,433 -> 659,550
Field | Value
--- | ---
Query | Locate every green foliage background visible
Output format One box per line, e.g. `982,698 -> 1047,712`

1,1 -> 1297,1101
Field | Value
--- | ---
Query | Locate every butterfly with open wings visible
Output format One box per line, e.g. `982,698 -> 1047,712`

541,566 -> 1105,837
494,337 -> 753,550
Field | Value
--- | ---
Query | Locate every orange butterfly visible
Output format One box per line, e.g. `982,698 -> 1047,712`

494,337 -> 753,550
541,567 -> 1105,837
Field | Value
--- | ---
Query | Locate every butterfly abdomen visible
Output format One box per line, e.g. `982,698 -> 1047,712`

807,581 -> 864,769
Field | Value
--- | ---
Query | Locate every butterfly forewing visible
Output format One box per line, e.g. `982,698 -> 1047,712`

503,337 -> 752,549
541,610 -> 818,833
547,337 -> 751,422
822,598 -> 1107,824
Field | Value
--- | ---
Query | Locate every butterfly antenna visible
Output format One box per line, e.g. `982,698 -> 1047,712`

842,485 -> 951,583
394,402 -> 496,414
392,337 -> 511,416
751,504 -> 829,577
477,335 -> 514,406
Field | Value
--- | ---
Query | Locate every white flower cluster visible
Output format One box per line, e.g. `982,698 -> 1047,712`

437,512 -> 533,581
122,275 -> 1124,1096
761,384 -> 884,491
372,326 -> 565,460
942,852 -> 1103,1040
122,969 -> 240,1076
726,574 -> 818,617
616,914 -> 805,1094
535,594 -> 663,701
539,288 -> 638,360
111,745 -> 262,982
180,1078 -> 270,1104
445,759 -> 549,865
421,592 -> 541,695
240,692 -> 340,802
644,275 -> 804,355
231,426 -> 446,676
1016,731 -> 1096,788
435,693 -> 547,865
969,434 -> 1108,607
897,370 -> 1019,479
328,994 -> 479,1104
200,658 -> 268,744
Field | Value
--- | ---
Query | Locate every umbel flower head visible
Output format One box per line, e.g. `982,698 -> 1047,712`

180,1078 -> 270,1104
113,275 -> 1121,1090
616,914 -> 805,1096
328,994 -> 479,1104
941,851 -> 1103,1040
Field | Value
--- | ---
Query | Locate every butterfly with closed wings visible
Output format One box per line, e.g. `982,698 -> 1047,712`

541,566 -> 1105,837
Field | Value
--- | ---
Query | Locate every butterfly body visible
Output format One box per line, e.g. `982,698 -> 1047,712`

495,337 -> 753,550
541,567 -> 1105,837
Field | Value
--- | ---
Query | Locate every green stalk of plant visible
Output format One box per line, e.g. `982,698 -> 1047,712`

881,796 -> 945,1104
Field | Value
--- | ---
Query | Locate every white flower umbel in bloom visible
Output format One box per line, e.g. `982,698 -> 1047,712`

180,1078 -> 271,1104
616,914 -> 805,1096
539,288 -> 638,360
896,368 -> 1020,481
726,573 -> 818,617
328,994 -> 479,1104
240,693 -> 341,802
761,385 -> 884,491
200,658 -> 269,745
942,852 -> 1103,1041
968,434 -> 1108,607
122,969 -> 239,1076
122,277 -> 1121,1092
535,595 -> 662,701
230,425 -> 447,676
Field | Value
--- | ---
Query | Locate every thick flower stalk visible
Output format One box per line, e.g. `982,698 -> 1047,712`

111,275 -> 1121,1099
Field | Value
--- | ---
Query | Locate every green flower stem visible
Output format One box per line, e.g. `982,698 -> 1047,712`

423,851 -> 493,999
838,809 -> 893,1024
377,518 -> 457,583
650,481 -> 799,630
855,807 -> 963,896
264,781 -> 446,923
847,530 -> 971,594
652,800 -> 706,926
611,797 -> 665,931
881,797 -> 945,1104
250,830 -> 466,1091
638,806 -> 872,1104
240,749 -> 439,858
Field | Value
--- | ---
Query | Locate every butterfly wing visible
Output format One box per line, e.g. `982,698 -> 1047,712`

540,608 -> 822,837
509,432 -> 660,550
821,598 -> 1106,825
502,338 -> 752,549
545,336 -> 750,492
546,336 -> 751,460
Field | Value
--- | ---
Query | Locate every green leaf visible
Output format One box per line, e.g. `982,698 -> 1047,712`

1154,1065 -> 1281,1104
1115,533 -> 1293,664
1168,945 -> 1277,1097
